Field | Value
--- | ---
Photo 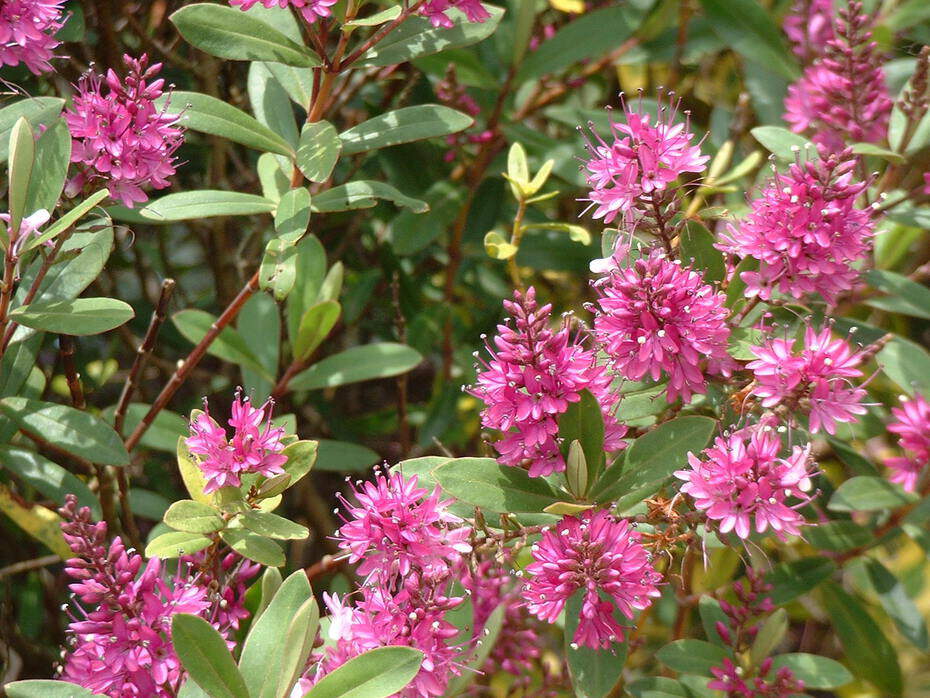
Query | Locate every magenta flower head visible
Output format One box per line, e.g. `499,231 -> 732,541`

0,0 -> 63,74
470,287 -> 624,478
581,93 -> 709,225
676,421 -> 815,540
783,0 -> 835,63
592,248 -> 733,403
718,148 -> 873,305
420,0 -> 491,28
747,325 -> 866,434
522,509 -> 661,650
185,392 -> 287,494
884,393 -> 930,492
334,468 -> 472,583
65,54 -> 184,207
228,0 -> 337,23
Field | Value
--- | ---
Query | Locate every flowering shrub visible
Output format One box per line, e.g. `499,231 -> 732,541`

2,1 -> 930,697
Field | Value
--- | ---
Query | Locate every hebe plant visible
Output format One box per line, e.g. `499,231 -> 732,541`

2,0 -> 930,696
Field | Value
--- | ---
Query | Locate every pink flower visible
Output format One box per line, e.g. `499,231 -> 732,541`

592,249 -> 733,403
0,0 -> 63,74
334,469 -> 471,583
470,287 -> 625,477
420,0 -> 491,28
65,54 -> 184,207
718,149 -> 872,305
884,393 -> 930,492
676,423 -> 815,540
522,509 -> 661,650
783,5 -> 892,150
747,325 -> 866,434
923,172 -> 930,195
710,657 -> 804,697
228,0 -> 337,23
186,392 -> 287,494
581,95 -> 709,225
783,0 -> 834,63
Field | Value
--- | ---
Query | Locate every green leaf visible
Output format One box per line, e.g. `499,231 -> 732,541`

286,235 -> 326,341
239,293 -> 280,398
164,499 -> 225,534
293,300 -> 341,360
172,309 -> 272,380
25,119 -> 71,214
557,390 -> 605,489
433,457 -> 561,513
819,581 -> 902,695
8,117 -> 35,233
879,336 -> 930,395
698,597 -> 729,646
140,190 -> 277,221
248,63 -> 300,150
277,597 -> 320,698
517,4 -> 640,82
851,142 -> 906,164
28,190 -> 109,250
10,298 -> 134,336
389,180 -> 465,255
161,91 -> 294,156
171,4 -> 319,67
5,680 -> 96,697
358,5 -> 503,67
765,557 -> 836,605
864,269 -> 930,320
172,613 -> 249,698
315,439 -> 379,471
828,437 -> 879,476
239,570 -> 314,698
0,397 -> 129,466
340,105 -> 473,155
828,476 -> 915,512
626,677 -> 690,698
564,590 -> 626,698
274,187 -> 312,244
750,126 -> 811,159
280,439 -> 318,487
656,639 -> 730,676
0,98 -> 64,162
860,558 -> 929,650
289,342 -> 422,391
769,654 -> 853,690
698,0 -> 799,79
145,530 -> 212,558
591,416 -> 716,509
312,181 -> 428,213
298,121 -> 342,182
302,646 -> 423,698
680,221 -> 726,283
805,520 -> 871,552
239,510 -> 308,539
221,529 -> 285,566
483,231 -> 518,260
749,608 -> 787,666
177,436 -> 211,505
0,445 -> 99,518
260,238 -> 298,301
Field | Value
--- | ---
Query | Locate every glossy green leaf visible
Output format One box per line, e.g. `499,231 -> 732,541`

277,597 -> 320,697
293,300 -> 341,360
248,63 -> 300,150
239,510 -> 308,539
172,613 -> 249,698
5,680 -> 96,697
765,557 -> 836,604
878,336 -> 930,395
557,389 -> 605,489
680,220 -> 725,283
698,597 -> 729,646
315,439 -> 379,472
221,529 -> 285,566
172,309 -> 272,380
699,0 -> 799,79
298,121 -> 342,182
864,269 -> 930,320
28,190 -> 109,250
302,646 -> 423,698
164,499 -> 225,534
656,639 -> 730,676
0,98 -> 64,162
275,187 -> 312,243
10,298 -> 134,336
750,126 -> 811,159
145,530 -> 212,558
280,439 -> 318,487
260,237 -> 299,301
340,105 -> 473,155
433,457 -> 560,513
860,558 -> 929,650
289,342 -> 422,391
239,293 -> 280,398
769,653 -> 853,690
828,476 -> 915,512
805,520 -> 871,551
312,181 -> 428,213
8,117 -> 35,233
0,445 -> 99,518
626,677 -> 690,698
564,589 -> 626,698
749,608 -> 787,666
140,190 -> 277,221
25,119 -> 71,214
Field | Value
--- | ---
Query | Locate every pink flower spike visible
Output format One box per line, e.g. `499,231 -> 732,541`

884,392 -> 930,492
228,0 -> 337,23
0,0 -> 63,74
522,509 -> 661,650
783,0 -> 835,63
419,0 -> 490,28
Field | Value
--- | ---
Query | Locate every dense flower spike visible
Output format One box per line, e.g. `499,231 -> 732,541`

718,149 -> 872,304
884,392 -> 930,492
186,392 -> 287,494
581,95 -> 709,224
783,3 -> 892,150
523,509 -> 661,650
783,0 -> 835,63
747,325 -> 866,434
227,0 -> 337,23
592,249 -> 732,403
676,422 -> 815,540
471,287 -> 624,477
420,0 -> 490,28
0,0 -> 63,74
58,495 -> 211,697
65,55 -> 184,206
335,469 -> 471,582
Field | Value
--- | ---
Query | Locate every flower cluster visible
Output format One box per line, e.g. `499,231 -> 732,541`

186,392 -> 288,494
228,0 -> 337,23
334,468 -> 471,583
718,148 -> 873,305
884,392 -> 930,492
65,54 -> 184,206
783,3 -> 892,151
471,287 -> 624,477
676,421 -> 814,540
522,509 -> 661,650
581,95 -> 708,225
420,0 -> 491,28
58,495 -> 211,697
592,248 -> 732,403
748,325 -> 866,434
783,0 -> 834,63
0,0 -> 63,74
